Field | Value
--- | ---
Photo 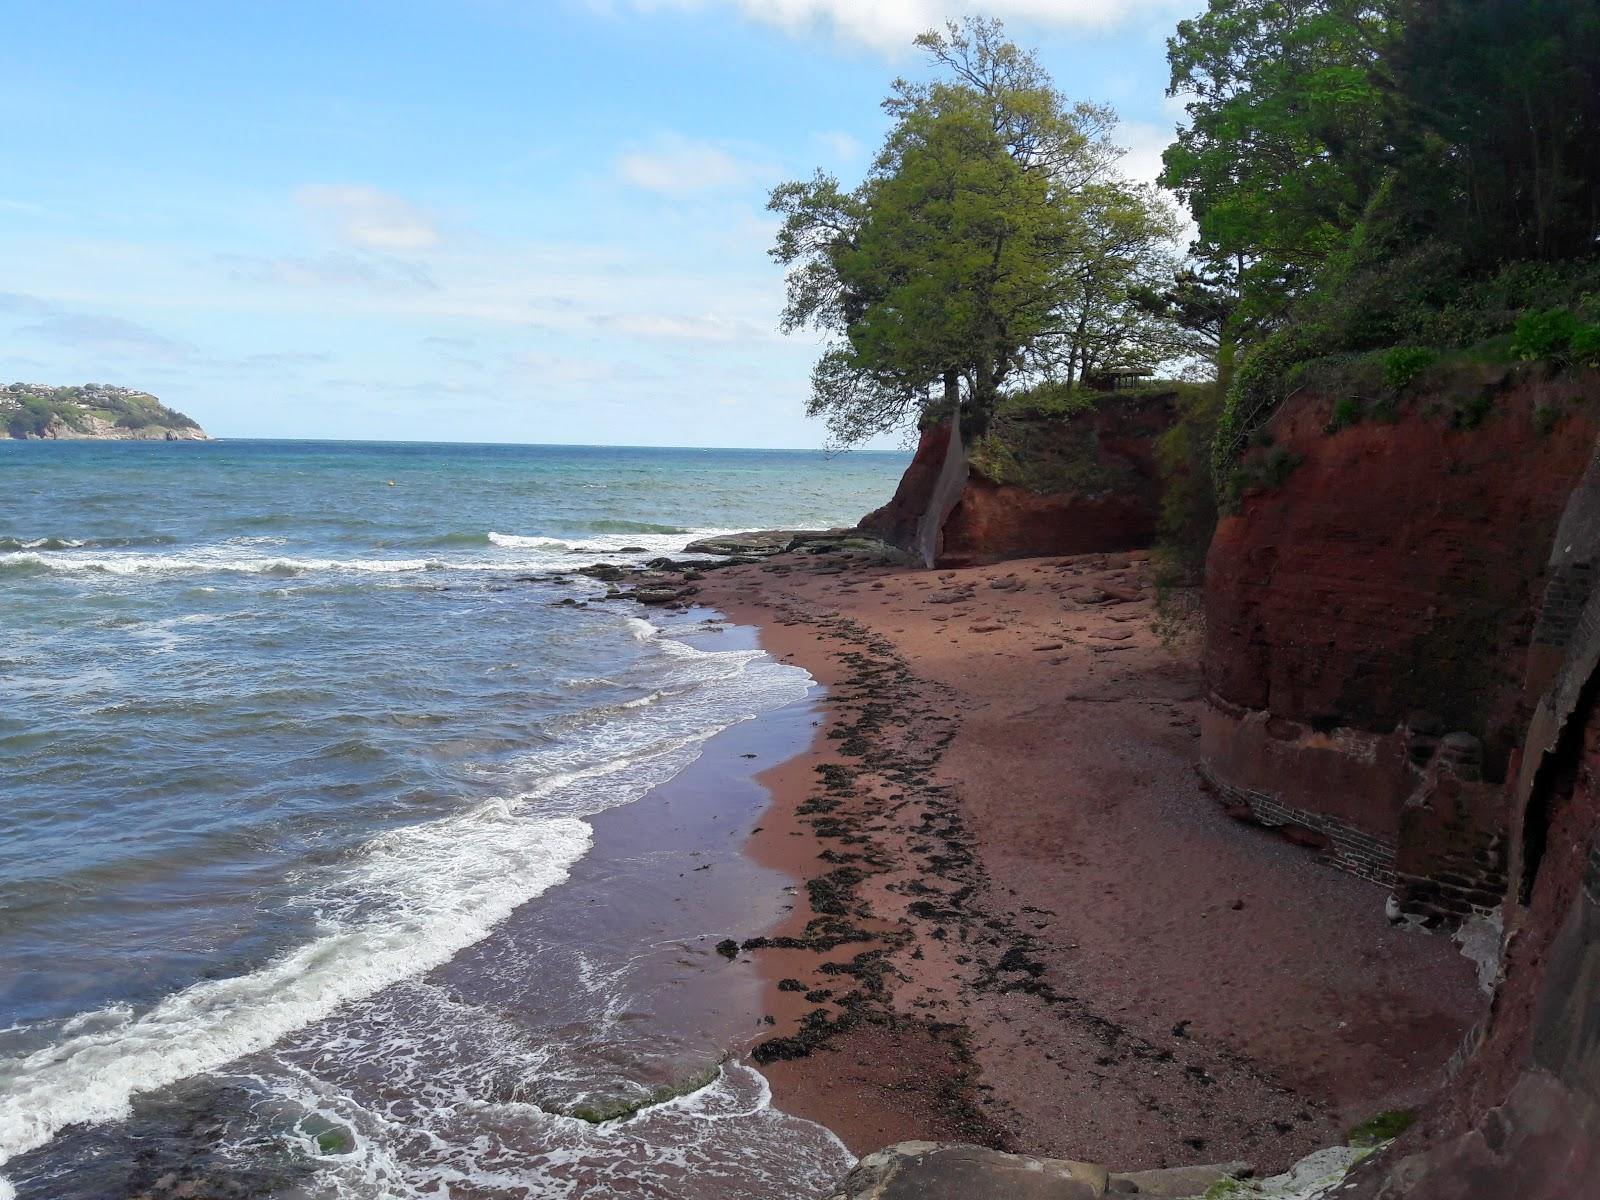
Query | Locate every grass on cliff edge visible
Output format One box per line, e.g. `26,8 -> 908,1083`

971,380 -> 1210,497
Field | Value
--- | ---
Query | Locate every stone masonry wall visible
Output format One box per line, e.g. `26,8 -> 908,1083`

1197,761 -> 1398,887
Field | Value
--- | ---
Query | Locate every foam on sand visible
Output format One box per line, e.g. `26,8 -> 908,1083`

0,806 -> 592,1176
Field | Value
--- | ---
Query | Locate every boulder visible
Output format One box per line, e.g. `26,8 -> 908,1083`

828,1142 -> 1110,1200
632,587 -> 680,606
682,530 -> 807,556
1107,1161 -> 1250,1196
676,528 -> 899,565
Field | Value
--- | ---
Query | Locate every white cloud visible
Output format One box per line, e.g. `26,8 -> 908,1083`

217,251 -> 438,291
1115,118 -> 1177,191
605,0 -> 1195,52
590,311 -> 769,342
18,312 -> 192,361
295,184 -> 442,251
615,133 -> 758,195
813,130 -> 864,161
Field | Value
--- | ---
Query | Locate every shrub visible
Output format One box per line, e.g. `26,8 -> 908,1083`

4,396 -> 56,438
1383,346 -> 1437,389
1512,309 -> 1581,360
1155,384 -> 1222,577
1453,389 -> 1496,430
1213,257 -> 1600,484
1326,396 -> 1363,432
1571,324 -> 1600,367
995,380 -> 1098,420
1224,444 -> 1300,511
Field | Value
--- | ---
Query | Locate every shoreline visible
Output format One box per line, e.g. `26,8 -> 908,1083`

0,609 -> 860,1200
690,547 -> 1487,1174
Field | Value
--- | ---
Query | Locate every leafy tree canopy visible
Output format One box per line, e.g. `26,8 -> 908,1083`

771,18 -> 1181,447
1161,0 -> 1396,323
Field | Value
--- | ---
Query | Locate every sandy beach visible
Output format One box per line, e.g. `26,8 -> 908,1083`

692,547 -> 1486,1173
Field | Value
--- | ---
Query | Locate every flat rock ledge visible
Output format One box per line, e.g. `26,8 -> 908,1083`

827,1141 -> 1390,1200
682,528 -> 900,559
826,1142 -> 1251,1200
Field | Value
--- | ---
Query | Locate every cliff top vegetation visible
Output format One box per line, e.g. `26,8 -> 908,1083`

1,383 -> 202,439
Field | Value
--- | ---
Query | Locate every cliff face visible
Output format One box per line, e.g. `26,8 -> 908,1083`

1200,365 -> 1600,1199
1345,439 -> 1600,1200
1201,369 -> 1600,922
859,391 -> 1177,567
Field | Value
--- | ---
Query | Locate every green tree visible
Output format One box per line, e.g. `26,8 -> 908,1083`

1384,0 -> 1600,265
1131,265 -> 1240,379
1161,0 -> 1396,324
769,18 -> 1132,449
1042,182 -> 1183,388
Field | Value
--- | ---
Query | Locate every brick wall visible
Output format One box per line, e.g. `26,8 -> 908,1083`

1197,761 -> 1398,887
1532,560 -> 1596,650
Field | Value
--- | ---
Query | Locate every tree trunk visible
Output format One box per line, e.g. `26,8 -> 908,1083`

913,372 -> 970,569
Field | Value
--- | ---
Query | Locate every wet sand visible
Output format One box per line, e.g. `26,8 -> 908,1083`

690,549 -> 1487,1174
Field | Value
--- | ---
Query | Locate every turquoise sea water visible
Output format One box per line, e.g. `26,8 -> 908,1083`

0,439 -> 906,1198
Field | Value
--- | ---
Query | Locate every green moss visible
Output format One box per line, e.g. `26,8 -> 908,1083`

1452,388 -> 1495,430
970,416 -> 1126,496
1214,256 -> 1600,481
994,380 -> 1099,420
296,1114 -> 356,1156
975,382 -> 1207,498
1202,1179 -> 1249,1200
1572,324 -> 1600,367
1347,1108 -> 1415,1148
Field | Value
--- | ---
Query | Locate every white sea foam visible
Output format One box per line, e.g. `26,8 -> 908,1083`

486,532 -> 569,549
3,527 -> 745,580
487,527 -> 741,558
0,807 -> 592,1175
0,524 -> 756,582
0,605 -> 818,1196
0,550 -> 449,577
18,538 -> 83,550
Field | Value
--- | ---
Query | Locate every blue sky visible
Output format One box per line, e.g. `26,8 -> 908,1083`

1,0 -> 1200,447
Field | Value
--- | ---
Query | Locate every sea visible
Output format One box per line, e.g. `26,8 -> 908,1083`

0,438 -> 908,1199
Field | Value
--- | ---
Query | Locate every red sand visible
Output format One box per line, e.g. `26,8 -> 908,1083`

694,549 -> 1485,1172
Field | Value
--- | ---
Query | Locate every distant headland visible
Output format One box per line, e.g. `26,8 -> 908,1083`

1,383 -> 209,441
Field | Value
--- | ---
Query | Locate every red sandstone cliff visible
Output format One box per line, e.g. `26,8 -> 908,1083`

1200,365 -> 1600,1198
859,390 -> 1178,567
1201,368 -> 1600,924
